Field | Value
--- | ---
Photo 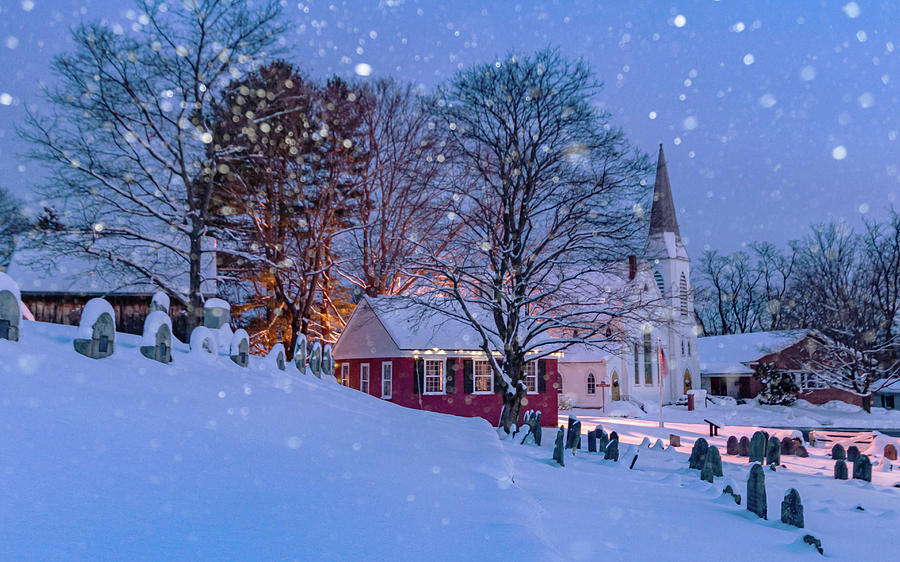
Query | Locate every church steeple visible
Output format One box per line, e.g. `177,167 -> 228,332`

649,144 -> 681,239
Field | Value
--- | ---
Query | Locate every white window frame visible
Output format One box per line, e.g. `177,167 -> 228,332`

795,371 -> 827,391
473,360 -> 493,394
524,361 -> 538,394
587,373 -> 596,395
360,363 -> 370,394
381,362 -> 392,399
340,363 -> 350,387
423,359 -> 444,395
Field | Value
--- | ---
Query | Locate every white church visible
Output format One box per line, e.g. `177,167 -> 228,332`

557,145 -> 700,410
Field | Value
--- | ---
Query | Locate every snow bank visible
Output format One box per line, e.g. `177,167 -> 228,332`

141,310 -> 172,346
76,298 -> 116,339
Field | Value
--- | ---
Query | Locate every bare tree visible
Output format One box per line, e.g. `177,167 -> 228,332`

861,209 -> 900,344
694,250 -> 762,335
0,188 -> 28,269
21,0 -> 284,331
751,241 -> 796,331
410,49 -> 652,432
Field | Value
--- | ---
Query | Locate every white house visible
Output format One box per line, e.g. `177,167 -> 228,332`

557,145 -> 701,409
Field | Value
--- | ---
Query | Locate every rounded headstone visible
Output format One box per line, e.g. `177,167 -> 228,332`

884,444 -> 898,461
847,445 -> 860,462
853,455 -> 872,482
795,445 -> 809,458
738,436 -> 751,457
781,436 -> 795,455
831,444 -> 846,460
0,272 -> 22,342
749,431 -> 766,463
701,446 -> 723,482
689,438 -> 709,470
766,436 -> 781,466
726,436 -> 738,455
230,328 -> 250,368
834,459 -> 849,480
293,333 -> 308,371
747,463 -> 767,520
781,488 -> 804,528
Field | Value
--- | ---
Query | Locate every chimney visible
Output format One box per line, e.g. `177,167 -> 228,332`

628,255 -> 637,280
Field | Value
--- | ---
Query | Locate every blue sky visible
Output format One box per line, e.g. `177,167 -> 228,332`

0,0 -> 898,253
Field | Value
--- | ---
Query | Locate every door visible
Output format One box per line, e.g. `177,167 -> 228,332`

611,372 -> 620,401
683,370 -> 692,394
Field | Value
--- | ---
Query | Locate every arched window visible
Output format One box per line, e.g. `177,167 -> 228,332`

679,273 -> 688,316
587,373 -> 596,395
654,270 -> 665,295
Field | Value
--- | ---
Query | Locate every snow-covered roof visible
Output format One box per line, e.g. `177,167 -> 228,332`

366,295 -> 496,351
873,378 -> 900,394
698,330 -> 813,376
559,343 -> 617,363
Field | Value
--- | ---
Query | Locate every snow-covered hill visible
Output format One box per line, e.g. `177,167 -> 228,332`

0,321 -> 552,560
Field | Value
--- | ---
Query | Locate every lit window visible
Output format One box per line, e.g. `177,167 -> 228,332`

474,361 -> 493,393
340,363 -> 350,387
360,363 -> 370,393
587,373 -> 596,395
381,362 -> 392,399
524,361 -> 538,393
424,360 -> 444,394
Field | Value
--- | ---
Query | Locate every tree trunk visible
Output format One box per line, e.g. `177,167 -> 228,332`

498,383 -> 527,434
187,231 -> 204,334
862,394 -> 872,413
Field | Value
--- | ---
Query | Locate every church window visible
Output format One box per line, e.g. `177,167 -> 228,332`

681,339 -> 685,356
680,273 -> 688,316
587,373 -> 596,395
644,331 -> 653,385
634,343 -> 640,385
654,270 -> 665,295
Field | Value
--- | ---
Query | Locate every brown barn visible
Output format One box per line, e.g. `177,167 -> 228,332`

698,330 -> 865,407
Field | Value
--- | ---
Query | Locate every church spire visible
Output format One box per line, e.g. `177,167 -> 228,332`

648,143 -> 681,239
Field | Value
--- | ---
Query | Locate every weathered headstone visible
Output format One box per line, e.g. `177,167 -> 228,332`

596,428 -> 609,453
722,484 -> 741,505
726,436 -> 738,455
73,298 -> 116,359
834,459 -> 848,480
565,416 -> 579,449
831,444 -> 846,460
781,436 -> 796,455
884,444 -> 898,461
308,341 -> 323,377
738,436 -> 751,457
552,427 -> 565,466
566,420 -> 582,453
669,434 -> 681,448
149,291 -> 169,314
795,445 -> 809,458
189,326 -> 218,356
651,439 -> 665,451
749,431 -> 766,463
203,298 -> 231,330
140,311 -> 172,364
639,436 -> 652,448
747,463 -> 767,520
268,343 -> 287,371
0,272 -> 22,342
604,435 -> 619,461
609,431 -> 619,443
293,333 -> 308,372
781,488 -> 804,528
803,534 -> 823,555
847,445 -> 860,462
520,410 -> 542,446
322,344 -> 335,378
853,455 -> 872,482
766,436 -> 781,466
587,430 -> 597,453
230,329 -> 250,367
701,446 -> 723,482
689,438 -> 709,470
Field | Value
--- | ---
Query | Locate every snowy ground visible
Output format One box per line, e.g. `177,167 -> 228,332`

3,321 -> 899,560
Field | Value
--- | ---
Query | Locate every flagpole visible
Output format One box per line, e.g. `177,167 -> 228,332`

658,336 -> 664,429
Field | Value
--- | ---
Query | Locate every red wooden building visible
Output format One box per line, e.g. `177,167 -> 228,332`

332,296 -> 559,427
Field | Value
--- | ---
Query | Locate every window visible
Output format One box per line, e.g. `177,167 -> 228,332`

360,363 -> 370,393
687,341 -> 691,356
474,360 -> 493,393
644,331 -> 653,385
524,361 -> 538,393
654,270 -> 665,295
681,339 -> 685,356
381,362 -> 392,399
557,374 -> 563,394
424,360 -> 444,394
634,343 -> 640,385
797,372 -> 826,390
341,363 -> 350,387
587,373 -> 596,395
680,273 -> 688,316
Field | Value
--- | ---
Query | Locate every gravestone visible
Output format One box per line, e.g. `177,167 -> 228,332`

73,298 -> 116,359
596,428 -> 609,453
795,445 -> 809,458
689,438 -> 709,470
781,436 -> 796,455
639,436 -> 652,448
747,464 -> 767,520
230,329 -> 250,368
726,436 -> 738,455
847,445 -> 860,462
803,535 -> 823,556
203,298 -> 231,330
322,344 -> 335,378
140,310 -> 172,364
149,291 -> 169,314
293,333 -> 307,372
766,436 -> 781,466
749,431 -> 766,463
884,444 -> 898,461
781,488 -> 804,528
651,439 -> 665,451
831,444 -> 846,460
309,341 -> 323,378
520,411 -> 542,446
268,343 -> 286,371
669,434 -> 681,448
189,326 -> 218,356
738,436 -> 751,457
701,446 -> 723,482
604,435 -> 619,461
722,484 -> 741,505
609,431 -> 619,443
587,430 -> 597,453
552,427 -> 565,466
834,459 -> 848,480
853,455 -> 872,482
566,416 -> 580,450
0,272 -> 22,342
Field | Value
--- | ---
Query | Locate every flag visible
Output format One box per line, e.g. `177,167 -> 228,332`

658,338 -> 668,380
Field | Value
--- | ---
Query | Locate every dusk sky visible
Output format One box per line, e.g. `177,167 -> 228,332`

1,0 -> 898,253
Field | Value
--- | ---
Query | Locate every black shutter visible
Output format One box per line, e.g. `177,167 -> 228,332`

414,358 -> 424,394
494,359 -> 504,394
538,359 -> 547,393
445,358 -> 455,394
463,359 -> 474,393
